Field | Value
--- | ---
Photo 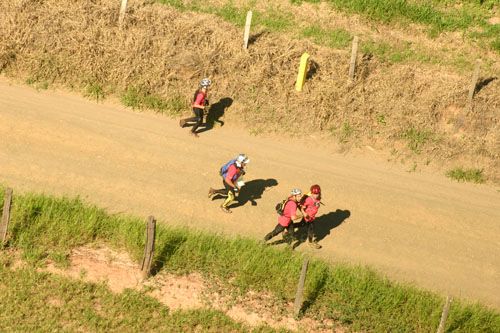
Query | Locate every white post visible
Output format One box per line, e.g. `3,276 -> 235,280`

119,0 -> 128,28
436,296 -> 452,333
243,11 -> 253,50
467,59 -> 481,111
349,36 -> 359,81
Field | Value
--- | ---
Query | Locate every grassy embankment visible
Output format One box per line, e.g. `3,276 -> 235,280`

1,186 -> 499,332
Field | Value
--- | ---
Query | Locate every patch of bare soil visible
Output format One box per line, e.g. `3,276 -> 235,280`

40,245 -> 342,332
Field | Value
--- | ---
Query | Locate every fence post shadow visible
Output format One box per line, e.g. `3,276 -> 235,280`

149,233 -> 188,276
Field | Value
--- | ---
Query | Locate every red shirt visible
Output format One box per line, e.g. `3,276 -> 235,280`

193,91 -> 206,108
278,199 -> 297,227
302,196 -> 320,222
224,164 -> 241,183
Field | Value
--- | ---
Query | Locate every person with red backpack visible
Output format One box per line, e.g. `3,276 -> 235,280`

263,188 -> 303,244
208,154 -> 249,213
298,184 -> 323,249
179,78 -> 211,138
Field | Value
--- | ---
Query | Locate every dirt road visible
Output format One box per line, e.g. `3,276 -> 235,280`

1,78 -> 499,308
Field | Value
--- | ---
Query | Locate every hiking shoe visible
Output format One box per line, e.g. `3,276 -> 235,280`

220,206 -> 232,214
309,241 -> 322,249
208,188 -> 215,198
179,119 -> 187,128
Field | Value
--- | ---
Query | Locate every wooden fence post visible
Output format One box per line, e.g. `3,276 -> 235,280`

243,11 -> 253,50
468,59 -> 481,110
1,188 -> 13,247
141,216 -> 156,278
118,0 -> 128,28
349,36 -> 359,81
436,296 -> 452,333
293,257 -> 309,317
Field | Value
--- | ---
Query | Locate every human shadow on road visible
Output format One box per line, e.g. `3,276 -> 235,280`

291,209 -> 351,249
230,178 -> 278,208
314,209 -> 350,241
197,97 -> 233,134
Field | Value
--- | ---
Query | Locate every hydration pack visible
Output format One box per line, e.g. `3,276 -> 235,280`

275,199 -> 289,215
219,159 -> 236,178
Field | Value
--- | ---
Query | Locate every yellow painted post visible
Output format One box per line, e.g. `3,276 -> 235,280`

295,52 -> 310,92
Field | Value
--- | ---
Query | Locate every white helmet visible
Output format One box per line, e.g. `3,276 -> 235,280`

200,78 -> 211,88
290,188 -> 302,196
237,153 -> 249,163
235,153 -> 249,167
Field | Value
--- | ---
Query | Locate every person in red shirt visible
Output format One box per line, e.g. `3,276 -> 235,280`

179,78 -> 211,138
263,188 -> 303,244
298,184 -> 322,249
208,154 -> 249,213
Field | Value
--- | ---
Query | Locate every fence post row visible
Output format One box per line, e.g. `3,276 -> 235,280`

0,188 -> 13,247
436,295 -> 452,333
118,0 -> 128,28
293,257 -> 309,317
243,11 -> 253,50
349,36 -> 359,81
141,215 -> 156,278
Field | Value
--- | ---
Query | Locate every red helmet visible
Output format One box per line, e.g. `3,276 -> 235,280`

310,184 -> 321,194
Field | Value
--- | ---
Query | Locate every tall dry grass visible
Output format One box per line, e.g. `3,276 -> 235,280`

0,0 -> 498,181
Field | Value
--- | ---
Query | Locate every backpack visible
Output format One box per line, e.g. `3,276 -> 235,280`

275,199 -> 290,216
219,159 -> 236,178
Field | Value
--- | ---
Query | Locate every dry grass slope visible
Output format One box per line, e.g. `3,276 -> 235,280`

0,0 -> 498,181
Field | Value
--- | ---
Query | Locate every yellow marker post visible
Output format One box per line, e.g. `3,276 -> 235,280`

295,52 -> 310,92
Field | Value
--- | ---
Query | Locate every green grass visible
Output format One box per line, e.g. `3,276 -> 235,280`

301,25 -> 352,48
402,127 -> 434,154
0,263 -> 259,332
446,167 -> 485,183
254,9 -> 294,32
85,81 -> 105,102
292,0 -> 483,33
25,77 -> 49,90
215,3 -> 247,27
290,0 -> 500,55
338,121 -> 355,143
1,186 -> 499,331
121,87 -> 187,116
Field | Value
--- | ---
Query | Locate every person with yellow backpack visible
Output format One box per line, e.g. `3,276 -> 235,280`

297,184 -> 323,249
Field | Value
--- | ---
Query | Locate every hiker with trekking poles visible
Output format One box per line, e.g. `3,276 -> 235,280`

296,184 -> 323,249
263,188 -> 303,244
208,154 -> 249,214
179,78 -> 211,138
